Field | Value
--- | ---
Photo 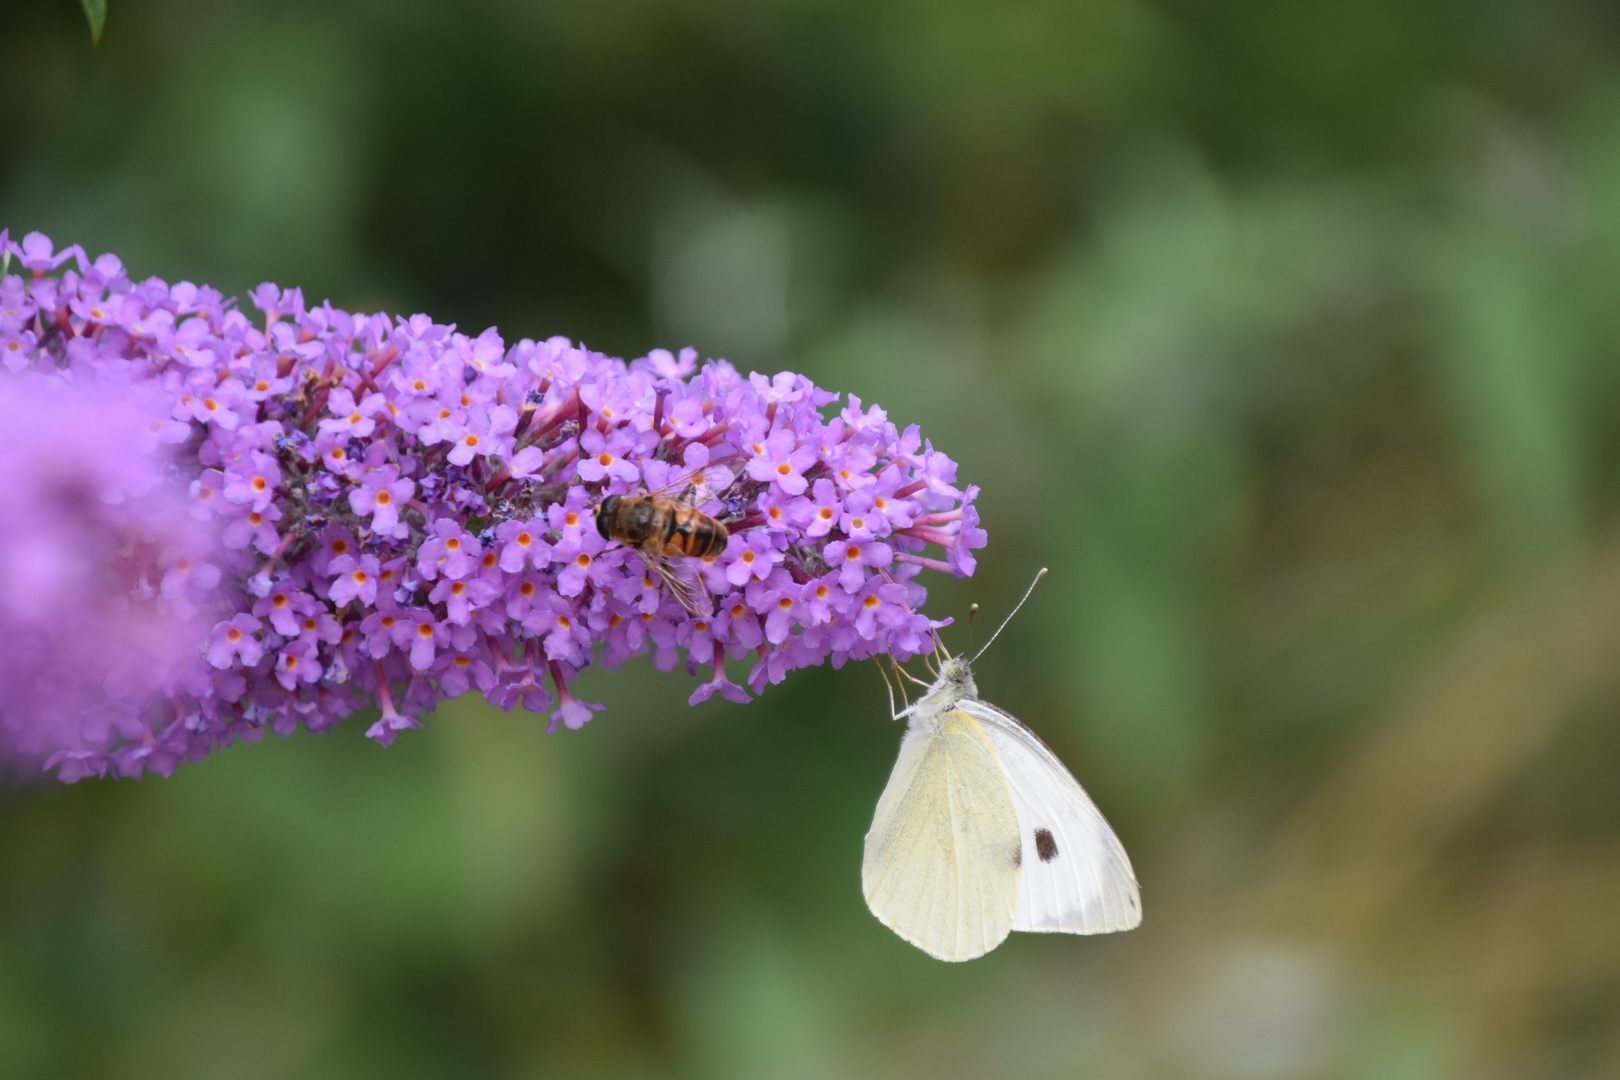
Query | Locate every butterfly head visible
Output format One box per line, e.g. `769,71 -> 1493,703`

930,654 -> 978,704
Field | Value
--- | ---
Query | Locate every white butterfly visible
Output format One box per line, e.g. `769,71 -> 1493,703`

862,573 -> 1142,961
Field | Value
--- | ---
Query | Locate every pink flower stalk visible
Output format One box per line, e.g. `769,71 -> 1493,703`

0,230 -> 987,782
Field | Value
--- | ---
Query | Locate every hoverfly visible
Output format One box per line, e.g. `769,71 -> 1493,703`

594,465 -> 733,616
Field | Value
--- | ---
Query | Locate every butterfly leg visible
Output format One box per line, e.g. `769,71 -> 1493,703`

892,657 -> 933,693
874,658 -> 902,721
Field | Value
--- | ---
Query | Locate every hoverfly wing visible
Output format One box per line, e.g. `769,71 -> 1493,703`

636,548 -> 713,617
641,459 -> 739,515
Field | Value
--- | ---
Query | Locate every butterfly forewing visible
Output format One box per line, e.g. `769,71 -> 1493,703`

963,700 -> 1141,934
862,710 -> 1023,962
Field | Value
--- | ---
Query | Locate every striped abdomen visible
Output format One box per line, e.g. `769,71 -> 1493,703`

596,495 -> 729,558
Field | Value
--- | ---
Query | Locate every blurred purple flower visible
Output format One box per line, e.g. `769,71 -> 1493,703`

0,373 -> 217,780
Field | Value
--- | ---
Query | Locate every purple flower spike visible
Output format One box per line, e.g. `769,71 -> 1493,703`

0,230 -> 987,782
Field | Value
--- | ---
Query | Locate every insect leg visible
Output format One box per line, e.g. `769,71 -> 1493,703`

874,658 -> 902,721
893,659 -> 933,690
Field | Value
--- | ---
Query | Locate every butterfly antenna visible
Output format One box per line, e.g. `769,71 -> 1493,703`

971,568 -> 1048,663
966,603 -> 980,656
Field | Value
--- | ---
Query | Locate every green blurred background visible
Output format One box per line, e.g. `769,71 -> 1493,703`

6,0 -> 1620,1075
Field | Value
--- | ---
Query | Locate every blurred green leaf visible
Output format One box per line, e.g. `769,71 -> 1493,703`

78,0 -> 106,45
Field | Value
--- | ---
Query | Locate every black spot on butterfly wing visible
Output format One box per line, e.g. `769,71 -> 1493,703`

1012,844 -> 1022,869
1034,828 -> 1058,862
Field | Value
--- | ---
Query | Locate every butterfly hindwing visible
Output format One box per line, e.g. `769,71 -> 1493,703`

861,709 -> 1023,961
962,700 -> 1142,935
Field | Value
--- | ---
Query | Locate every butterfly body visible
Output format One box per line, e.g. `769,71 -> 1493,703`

862,654 -> 1141,961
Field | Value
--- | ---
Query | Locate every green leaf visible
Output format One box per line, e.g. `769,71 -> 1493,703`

79,0 -> 106,45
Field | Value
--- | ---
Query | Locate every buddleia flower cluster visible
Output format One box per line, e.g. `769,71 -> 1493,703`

0,230 -> 986,782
